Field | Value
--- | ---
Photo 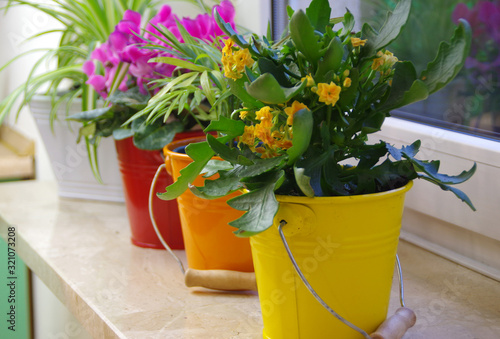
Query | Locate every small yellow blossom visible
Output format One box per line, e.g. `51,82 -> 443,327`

301,74 -> 315,87
343,69 -> 350,77
239,110 -> 248,120
284,101 -> 308,126
256,106 -> 273,128
351,37 -> 367,47
343,77 -> 352,88
221,38 -> 254,80
371,50 -> 398,76
316,82 -> 341,106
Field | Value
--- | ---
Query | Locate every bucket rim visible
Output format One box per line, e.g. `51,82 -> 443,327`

163,136 -> 207,159
276,181 -> 413,205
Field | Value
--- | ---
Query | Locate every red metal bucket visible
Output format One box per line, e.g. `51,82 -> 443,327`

115,131 -> 203,249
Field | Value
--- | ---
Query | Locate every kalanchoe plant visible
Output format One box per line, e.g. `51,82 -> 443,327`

158,0 -> 476,237
68,1 -> 236,179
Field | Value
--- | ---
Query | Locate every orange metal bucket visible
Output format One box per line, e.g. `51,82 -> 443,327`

163,137 -> 254,272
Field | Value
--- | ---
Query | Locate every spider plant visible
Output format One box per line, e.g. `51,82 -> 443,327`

0,0 -> 160,127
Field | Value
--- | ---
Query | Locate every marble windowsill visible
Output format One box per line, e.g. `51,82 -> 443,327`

0,180 -> 499,338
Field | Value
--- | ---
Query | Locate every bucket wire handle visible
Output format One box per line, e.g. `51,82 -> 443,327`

149,163 -> 186,275
278,220 -> 410,339
149,163 -> 257,291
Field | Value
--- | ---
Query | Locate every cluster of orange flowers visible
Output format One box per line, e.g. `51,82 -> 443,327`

222,37 -> 398,159
238,102 -> 308,158
221,39 -> 254,80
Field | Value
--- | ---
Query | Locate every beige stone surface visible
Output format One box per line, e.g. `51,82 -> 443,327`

0,180 -> 499,338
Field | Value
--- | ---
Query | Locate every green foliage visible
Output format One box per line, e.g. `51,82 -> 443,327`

157,0 -> 476,236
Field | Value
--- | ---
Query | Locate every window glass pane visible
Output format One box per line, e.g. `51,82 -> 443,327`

359,0 -> 500,141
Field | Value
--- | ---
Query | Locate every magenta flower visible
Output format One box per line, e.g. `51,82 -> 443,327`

452,1 -> 500,74
84,1 -> 236,99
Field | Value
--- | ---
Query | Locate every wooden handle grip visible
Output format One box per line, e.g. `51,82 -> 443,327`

370,307 -> 416,339
184,268 -> 257,291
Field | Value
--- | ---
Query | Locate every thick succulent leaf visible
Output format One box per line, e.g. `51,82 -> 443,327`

190,171 -> 243,199
305,0 -> 332,33
157,141 -> 215,200
201,159 -> 233,178
386,140 -> 421,161
204,115 -> 246,138
245,73 -> 306,105
289,9 -> 322,64
361,0 -> 411,58
420,19 -> 472,95
361,111 -> 386,134
411,158 -> 477,185
206,134 -> 253,165
315,37 -> 344,82
228,78 -> 265,109
227,170 -> 285,237
287,108 -> 313,165
294,166 -> 315,197
257,58 -> 292,87
419,175 -> 476,211
379,61 -> 428,111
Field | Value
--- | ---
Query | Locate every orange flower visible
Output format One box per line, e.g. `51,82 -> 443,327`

254,123 -> 273,146
256,106 -> 273,128
221,38 -> 254,80
351,37 -> 367,47
371,50 -> 398,75
316,82 -> 341,106
240,125 -> 255,146
239,110 -> 249,120
284,101 -> 308,125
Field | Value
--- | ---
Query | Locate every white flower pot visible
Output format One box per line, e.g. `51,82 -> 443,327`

30,96 -> 124,202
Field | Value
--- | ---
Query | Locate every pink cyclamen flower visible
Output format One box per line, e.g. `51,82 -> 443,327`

85,1 -> 237,97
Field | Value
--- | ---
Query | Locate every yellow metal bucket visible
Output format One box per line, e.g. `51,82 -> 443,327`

250,182 -> 413,339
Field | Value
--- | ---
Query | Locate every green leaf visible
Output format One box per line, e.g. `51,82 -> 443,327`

133,120 -> 184,151
148,56 -> 211,72
305,0 -> 332,33
361,0 -> 411,58
227,170 -> 285,236
386,140 -> 421,160
289,9 -> 322,64
245,73 -> 307,105
420,19 -> 472,95
287,108 -> 313,165
202,160 -> 233,178
379,61 -> 429,111
157,141 -> 215,200
294,166 -> 314,197
361,111 -> 386,134
68,107 -> 111,121
112,128 -> 134,140
228,78 -> 264,109
315,37 -> 344,82
411,158 -> 477,185
204,116 -> 245,138
419,175 -> 476,211
206,134 -> 253,165
190,170 -> 243,199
